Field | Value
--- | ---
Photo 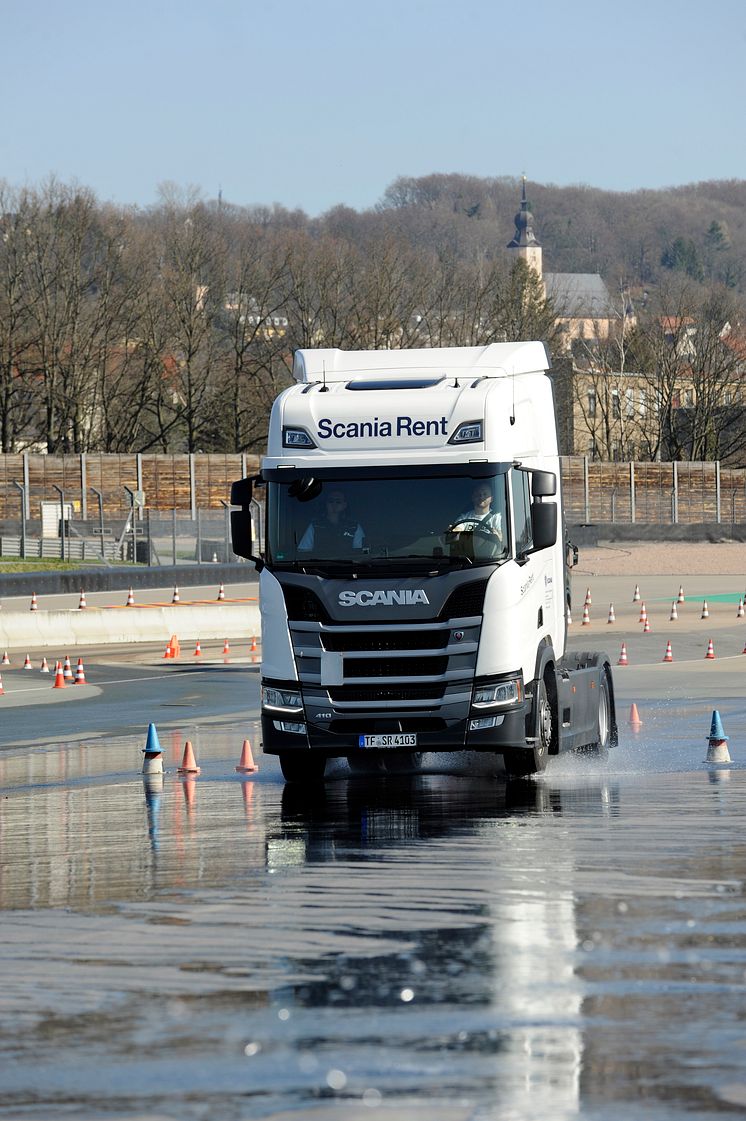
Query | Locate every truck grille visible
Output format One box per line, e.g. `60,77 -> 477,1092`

344,656 -> 448,678
439,579 -> 487,619
328,684 -> 446,703
322,631 -> 449,652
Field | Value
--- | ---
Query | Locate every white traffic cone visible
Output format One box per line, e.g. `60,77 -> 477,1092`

632,584 -> 640,603
669,601 -> 678,621
607,603 -> 615,623
581,603 -> 591,626
618,642 -> 628,666
677,585 -> 685,604
701,600 -> 709,619
126,587 -> 135,606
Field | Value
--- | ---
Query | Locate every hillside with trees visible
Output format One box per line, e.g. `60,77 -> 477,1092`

0,173 -> 744,459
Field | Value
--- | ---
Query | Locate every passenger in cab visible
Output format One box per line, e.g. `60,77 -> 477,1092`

298,489 -> 365,553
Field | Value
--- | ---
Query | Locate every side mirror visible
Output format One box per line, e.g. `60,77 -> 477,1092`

230,475 -> 263,563
530,470 -> 557,497
531,502 -> 557,551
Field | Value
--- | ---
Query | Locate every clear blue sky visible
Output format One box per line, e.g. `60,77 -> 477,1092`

2,0 -> 745,214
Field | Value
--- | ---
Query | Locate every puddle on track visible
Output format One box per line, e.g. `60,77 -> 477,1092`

2,713 -> 746,1119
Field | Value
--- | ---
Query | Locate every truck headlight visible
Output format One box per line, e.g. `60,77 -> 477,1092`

472,678 -> 522,708
263,685 -> 303,711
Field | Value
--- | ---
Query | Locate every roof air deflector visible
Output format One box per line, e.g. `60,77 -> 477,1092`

346,376 -> 446,391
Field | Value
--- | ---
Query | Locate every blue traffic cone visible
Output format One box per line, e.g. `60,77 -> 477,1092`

706,710 -> 731,764
142,722 -> 164,774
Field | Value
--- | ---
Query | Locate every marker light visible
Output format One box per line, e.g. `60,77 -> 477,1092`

282,427 -> 316,448
449,421 -> 483,444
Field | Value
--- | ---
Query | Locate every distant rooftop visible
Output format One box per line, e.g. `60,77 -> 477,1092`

545,273 -> 614,319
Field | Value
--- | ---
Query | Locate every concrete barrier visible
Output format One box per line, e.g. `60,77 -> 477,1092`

0,602 -> 261,650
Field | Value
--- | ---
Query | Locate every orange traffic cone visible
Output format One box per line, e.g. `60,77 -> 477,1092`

172,586 -> 180,604
701,600 -> 709,619
663,640 -> 673,662
177,739 -> 201,775
74,658 -> 87,684
1,651 -> 9,665
584,587 -> 592,606
63,655 -> 73,680
78,589 -> 87,609
53,661 -> 66,688
705,638 -> 715,659
222,639 -> 230,655
194,639 -> 202,657
643,617 -> 651,633
607,603 -> 615,623
677,585 -> 685,603
581,603 -> 591,626
618,642 -> 628,666
250,635 -> 258,653
163,641 -> 172,659
235,738 -> 259,773
628,703 -> 643,730
40,656 -> 49,673
738,599 -> 745,619
217,583 -> 225,601
126,587 -> 135,606
169,634 -> 180,658
23,654 -> 32,670
632,584 -> 641,602
638,602 -> 648,623
30,592 -> 38,611
669,601 -> 678,621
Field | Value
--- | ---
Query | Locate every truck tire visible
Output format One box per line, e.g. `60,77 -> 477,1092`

503,674 -> 554,780
279,752 -> 327,784
587,668 -> 612,757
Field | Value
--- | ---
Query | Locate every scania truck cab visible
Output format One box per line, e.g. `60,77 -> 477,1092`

231,343 -> 617,783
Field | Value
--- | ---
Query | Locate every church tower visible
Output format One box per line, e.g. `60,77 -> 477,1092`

507,176 -> 543,289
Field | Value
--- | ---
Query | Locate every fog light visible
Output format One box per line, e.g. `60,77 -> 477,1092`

469,715 -> 504,731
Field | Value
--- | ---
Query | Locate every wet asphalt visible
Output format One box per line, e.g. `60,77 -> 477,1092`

1,571 -> 746,1119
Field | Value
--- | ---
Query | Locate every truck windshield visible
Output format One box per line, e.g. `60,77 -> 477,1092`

267,474 -> 509,570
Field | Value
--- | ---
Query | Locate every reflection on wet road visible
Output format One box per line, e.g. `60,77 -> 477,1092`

2,714 -> 746,1119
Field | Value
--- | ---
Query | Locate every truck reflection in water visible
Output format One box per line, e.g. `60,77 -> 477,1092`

266,775 -> 619,1121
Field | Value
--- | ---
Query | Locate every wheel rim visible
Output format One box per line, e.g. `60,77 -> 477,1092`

538,683 -> 552,756
598,681 -> 610,747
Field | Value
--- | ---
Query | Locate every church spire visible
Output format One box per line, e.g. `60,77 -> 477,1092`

507,176 -> 541,249
506,175 -> 543,288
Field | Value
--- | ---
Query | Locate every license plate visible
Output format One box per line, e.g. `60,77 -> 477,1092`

358,734 -> 418,749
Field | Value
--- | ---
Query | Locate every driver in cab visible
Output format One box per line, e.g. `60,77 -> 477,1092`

448,482 -> 505,559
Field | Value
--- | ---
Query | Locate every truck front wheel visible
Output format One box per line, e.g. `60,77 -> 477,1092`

503,675 -> 554,780
279,752 -> 327,784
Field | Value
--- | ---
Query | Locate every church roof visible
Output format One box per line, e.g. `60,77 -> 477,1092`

544,273 -> 614,319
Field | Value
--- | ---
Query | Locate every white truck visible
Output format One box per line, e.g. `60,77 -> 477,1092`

231,342 -> 617,783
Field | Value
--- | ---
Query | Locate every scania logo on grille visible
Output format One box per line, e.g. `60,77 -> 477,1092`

338,589 -> 430,607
